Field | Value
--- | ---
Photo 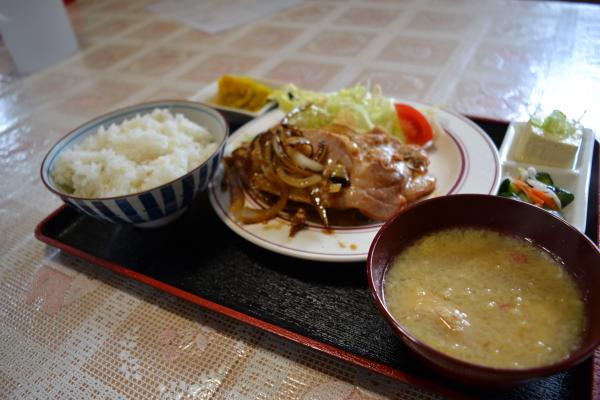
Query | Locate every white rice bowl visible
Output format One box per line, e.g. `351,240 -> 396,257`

51,108 -> 218,198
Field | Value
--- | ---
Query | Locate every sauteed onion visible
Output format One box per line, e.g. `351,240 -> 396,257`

224,107 -> 338,235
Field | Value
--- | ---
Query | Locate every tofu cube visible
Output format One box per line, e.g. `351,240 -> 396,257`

514,123 -> 582,169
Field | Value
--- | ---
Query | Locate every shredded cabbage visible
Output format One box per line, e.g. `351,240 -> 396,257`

530,110 -> 578,138
269,84 -> 404,141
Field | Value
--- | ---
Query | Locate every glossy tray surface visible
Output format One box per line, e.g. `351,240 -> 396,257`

36,118 -> 599,400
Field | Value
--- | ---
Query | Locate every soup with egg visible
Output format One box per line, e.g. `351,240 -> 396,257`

384,228 -> 584,369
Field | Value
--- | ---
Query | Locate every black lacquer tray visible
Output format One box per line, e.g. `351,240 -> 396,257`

36,117 -> 599,400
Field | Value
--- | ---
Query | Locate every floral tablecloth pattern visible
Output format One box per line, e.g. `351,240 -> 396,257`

1,0 -> 598,398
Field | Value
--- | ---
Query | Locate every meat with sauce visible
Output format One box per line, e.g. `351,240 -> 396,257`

224,119 -> 436,234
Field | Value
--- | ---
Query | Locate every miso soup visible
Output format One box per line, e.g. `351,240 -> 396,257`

384,228 -> 585,369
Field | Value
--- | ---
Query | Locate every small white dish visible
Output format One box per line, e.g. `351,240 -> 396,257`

209,103 -> 501,262
498,121 -> 595,232
190,79 -> 279,124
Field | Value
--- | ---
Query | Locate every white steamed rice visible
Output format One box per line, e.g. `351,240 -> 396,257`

51,108 -> 218,198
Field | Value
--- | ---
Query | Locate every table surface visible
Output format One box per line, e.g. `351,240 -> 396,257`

1,0 -> 599,399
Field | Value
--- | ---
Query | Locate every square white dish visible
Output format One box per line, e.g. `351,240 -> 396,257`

498,121 -> 596,232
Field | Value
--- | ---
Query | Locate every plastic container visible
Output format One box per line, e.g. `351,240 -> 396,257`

0,0 -> 78,74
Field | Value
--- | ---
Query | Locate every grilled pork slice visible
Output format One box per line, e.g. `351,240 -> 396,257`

254,125 -> 436,221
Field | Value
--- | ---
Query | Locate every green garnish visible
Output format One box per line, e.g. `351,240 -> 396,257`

530,110 -> 578,138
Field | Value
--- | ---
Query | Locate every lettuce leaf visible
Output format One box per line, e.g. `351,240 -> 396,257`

269,84 -> 404,142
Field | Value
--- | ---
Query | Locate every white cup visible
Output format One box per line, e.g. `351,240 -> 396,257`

0,0 -> 78,74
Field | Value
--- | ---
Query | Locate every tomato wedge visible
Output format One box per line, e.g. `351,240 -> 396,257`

394,103 -> 433,146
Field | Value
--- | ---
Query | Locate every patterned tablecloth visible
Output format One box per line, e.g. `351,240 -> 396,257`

1,0 -> 598,399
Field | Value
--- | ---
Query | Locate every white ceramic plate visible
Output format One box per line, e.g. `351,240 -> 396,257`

498,122 -> 595,232
190,79 -> 279,118
209,105 -> 501,262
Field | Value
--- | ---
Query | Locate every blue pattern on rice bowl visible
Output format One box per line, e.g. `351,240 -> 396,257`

41,101 -> 228,227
